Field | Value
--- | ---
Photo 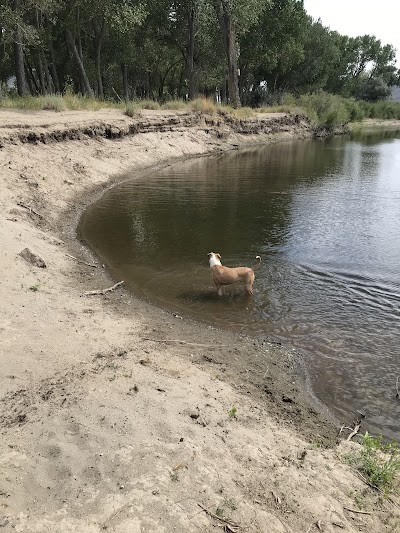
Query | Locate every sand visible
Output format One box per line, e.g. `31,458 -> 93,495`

0,108 -> 398,532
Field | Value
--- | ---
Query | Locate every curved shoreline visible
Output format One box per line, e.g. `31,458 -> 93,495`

1,108 -> 398,532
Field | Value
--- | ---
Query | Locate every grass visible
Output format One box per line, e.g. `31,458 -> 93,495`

189,96 -> 217,114
29,284 -> 40,292
219,105 -> 254,119
124,102 -> 141,117
2,91 -> 400,129
228,406 -> 237,419
346,432 -> 400,495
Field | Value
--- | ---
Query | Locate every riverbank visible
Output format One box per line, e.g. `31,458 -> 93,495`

0,108 -> 398,532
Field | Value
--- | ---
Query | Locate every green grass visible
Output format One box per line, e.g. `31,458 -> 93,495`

228,406 -> 237,419
29,284 -> 40,292
124,102 -> 141,117
346,432 -> 400,495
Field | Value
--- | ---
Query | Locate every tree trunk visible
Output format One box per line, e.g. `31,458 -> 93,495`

187,7 -> 196,100
37,51 -> 46,94
214,1 -> 241,107
49,42 -> 60,93
121,63 -> 129,101
95,19 -> 106,99
24,56 -> 39,94
13,0 -> 29,96
66,29 -> 94,97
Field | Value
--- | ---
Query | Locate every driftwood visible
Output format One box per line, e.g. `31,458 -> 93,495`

66,253 -> 97,268
347,419 -> 361,441
17,202 -> 43,219
83,281 -> 124,296
197,503 -> 240,532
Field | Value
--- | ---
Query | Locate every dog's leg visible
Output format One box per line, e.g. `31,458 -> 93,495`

215,283 -> 223,296
245,283 -> 253,295
245,273 -> 255,296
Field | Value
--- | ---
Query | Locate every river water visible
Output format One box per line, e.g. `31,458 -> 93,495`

80,131 -> 400,440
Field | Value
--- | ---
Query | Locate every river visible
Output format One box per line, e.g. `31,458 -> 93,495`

80,130 -> 400,440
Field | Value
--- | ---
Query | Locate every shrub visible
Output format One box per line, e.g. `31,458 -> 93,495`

138,99 -> 161,110
346,432 -> 400,494
41,96 -> 68,112
189,97 -> 217,114
124,102 -> 141,117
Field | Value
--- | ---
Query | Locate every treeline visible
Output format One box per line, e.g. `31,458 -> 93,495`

1,0 -> 399,107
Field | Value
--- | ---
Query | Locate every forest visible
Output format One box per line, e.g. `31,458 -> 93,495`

1,0 -> 399,108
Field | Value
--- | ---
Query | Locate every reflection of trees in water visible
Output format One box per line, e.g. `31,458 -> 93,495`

82,139 -> 347,267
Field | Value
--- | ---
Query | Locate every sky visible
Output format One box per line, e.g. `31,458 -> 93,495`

303,0 -> 400,67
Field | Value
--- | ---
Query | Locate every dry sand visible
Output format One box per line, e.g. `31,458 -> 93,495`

0,108 -> 398,532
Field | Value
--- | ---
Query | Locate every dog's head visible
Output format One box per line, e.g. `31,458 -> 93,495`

207,252 -> 222,267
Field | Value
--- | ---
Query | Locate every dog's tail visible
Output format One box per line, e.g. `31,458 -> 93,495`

252,255 -> 261,271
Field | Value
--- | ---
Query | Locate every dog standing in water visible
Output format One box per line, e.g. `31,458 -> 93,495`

208,252 -> 261,296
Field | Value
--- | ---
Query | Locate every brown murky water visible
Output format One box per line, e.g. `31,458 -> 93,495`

80,132 -> 400,440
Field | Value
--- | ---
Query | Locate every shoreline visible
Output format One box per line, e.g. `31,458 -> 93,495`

0,108 -> 398,532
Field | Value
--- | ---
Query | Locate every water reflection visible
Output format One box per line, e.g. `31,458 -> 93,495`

80,133 -> 400,440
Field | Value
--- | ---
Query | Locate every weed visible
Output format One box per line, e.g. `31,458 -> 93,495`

219,105 -> 254,119
189,97 -> 217,114
138,99 -> 160,110
346,432 -> 400,495
29,284 -> 40,292
228,407 -> 237,419
124,102 -> 141,117
161,99 -> 188,110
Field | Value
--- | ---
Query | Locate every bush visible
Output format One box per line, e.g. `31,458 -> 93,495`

124,102 -> 141,117
137,99 -> 160,110
359,433 -> 400,493
298,92 -> 351,128
189,97 -> 217,114
355,77 -> 391,102
41,96 -> 68,112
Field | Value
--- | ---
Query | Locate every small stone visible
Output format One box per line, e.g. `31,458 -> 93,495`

18,248 -> 46,268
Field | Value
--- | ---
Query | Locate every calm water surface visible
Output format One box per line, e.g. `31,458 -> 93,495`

80,132 -> 400,440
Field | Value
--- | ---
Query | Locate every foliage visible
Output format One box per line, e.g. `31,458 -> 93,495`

189,97 -> 217,114
1,0 -> 399,108
355,77 -> 391,102
346,432 -> 400,494
124,102 -> 141,117
228,406 -> 237,419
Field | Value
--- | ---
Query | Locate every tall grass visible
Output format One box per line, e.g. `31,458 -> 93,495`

2,92 -> 400,128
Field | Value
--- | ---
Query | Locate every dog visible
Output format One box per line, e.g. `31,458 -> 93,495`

207,252 -> 261,296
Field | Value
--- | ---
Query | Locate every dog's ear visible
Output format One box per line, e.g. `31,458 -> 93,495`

207,252 -> 212,257
216,253 -> 221,259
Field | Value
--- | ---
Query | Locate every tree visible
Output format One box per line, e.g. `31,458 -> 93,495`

212,0 -> 265,107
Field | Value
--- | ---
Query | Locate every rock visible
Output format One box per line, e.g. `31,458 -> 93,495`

18,248 -> 46,268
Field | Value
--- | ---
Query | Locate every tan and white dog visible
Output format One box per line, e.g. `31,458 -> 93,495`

208,252 -> 261,296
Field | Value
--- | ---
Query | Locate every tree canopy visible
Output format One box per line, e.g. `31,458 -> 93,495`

0,0 -> 399,104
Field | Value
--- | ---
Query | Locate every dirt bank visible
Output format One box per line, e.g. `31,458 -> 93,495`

0,108 -> 398,532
